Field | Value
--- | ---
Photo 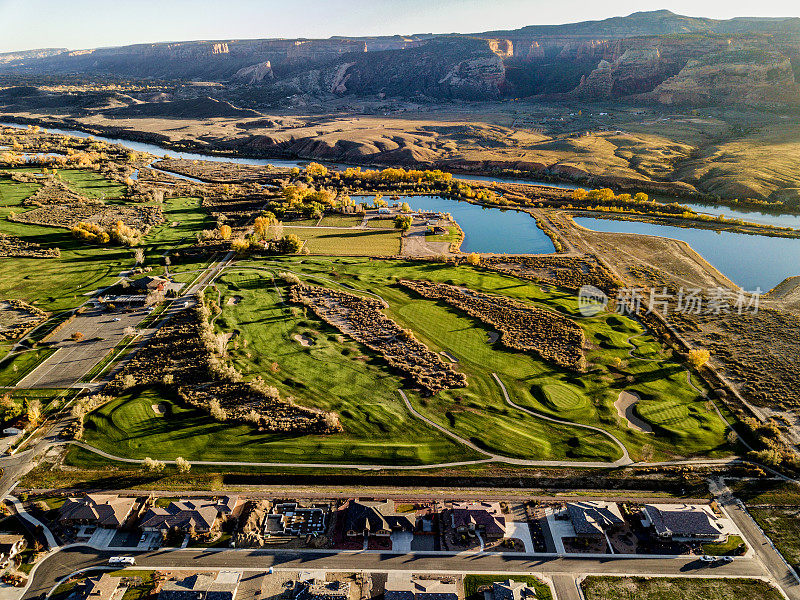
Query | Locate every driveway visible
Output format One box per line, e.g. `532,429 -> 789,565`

505,521 -> 534,553
391,531 -> 413,553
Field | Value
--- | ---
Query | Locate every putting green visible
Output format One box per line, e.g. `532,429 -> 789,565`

540,382 -> 590,413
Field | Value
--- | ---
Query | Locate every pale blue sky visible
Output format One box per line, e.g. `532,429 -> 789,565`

0,0 -> 797,53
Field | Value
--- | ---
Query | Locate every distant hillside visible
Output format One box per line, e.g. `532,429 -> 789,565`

1,10 -> 799,108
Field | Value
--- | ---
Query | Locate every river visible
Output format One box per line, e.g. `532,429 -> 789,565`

574,217 -> 800,291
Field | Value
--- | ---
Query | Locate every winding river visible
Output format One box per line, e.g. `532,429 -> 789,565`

4,120 -> 799,288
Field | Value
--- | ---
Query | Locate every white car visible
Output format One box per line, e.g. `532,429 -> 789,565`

108,556 -> 136,566
112,317 -> 121,321
699,555 -> 715,562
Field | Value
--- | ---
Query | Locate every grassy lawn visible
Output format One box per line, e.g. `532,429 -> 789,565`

318,214 -> 363,227
84,256 -> 730,466
426,225 -> 461,243
702,534 -> 745,555
750,507 -> 800,569
581,576 -> 782,600
0,347 -> 56,386
283,227 -> 401,255
367,217 -> 397,229
464,575 -> 551,600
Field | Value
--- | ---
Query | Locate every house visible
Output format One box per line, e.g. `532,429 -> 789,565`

295,579 -> 350,600
343,500 -> 414,538
82,574 -> 126,600
130,276 -> 168,292
642,504 -> 728,542
450,502 -> 506,539
59,494 -> 137,529
0,534 -> 26,568
491,580 -> 537,600
566,501 -> 624,537
264,503 -> 326,537
159,572 -> 240,600
384,574 -> 458,600
140,496 -> 238,534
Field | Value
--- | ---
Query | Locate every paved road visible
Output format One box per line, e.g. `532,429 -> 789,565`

551,575 -> 581,600
21,546 -> 770,600
16,305 -> 149,389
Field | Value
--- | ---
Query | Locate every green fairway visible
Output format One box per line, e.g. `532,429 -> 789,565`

283,226 -> 401,255
83,387 -> 477,465
83,256 -> 732,465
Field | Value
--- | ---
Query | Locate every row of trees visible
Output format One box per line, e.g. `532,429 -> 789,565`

71,220 -> 143,247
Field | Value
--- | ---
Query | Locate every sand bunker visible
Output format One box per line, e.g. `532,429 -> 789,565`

615,391 -> 653,433
151,403 -> 167,416
226,295 -> 243,305
440,350 -> 459,363
487,331 -> 500,344
293,333 -> 314,347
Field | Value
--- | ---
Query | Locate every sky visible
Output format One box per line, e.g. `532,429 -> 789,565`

0,0 -> 798,53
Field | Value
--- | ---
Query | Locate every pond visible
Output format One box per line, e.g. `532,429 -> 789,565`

574,217 -> 800,291
353,195 -> 555,255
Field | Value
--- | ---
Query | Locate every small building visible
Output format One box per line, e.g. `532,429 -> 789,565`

159,572 -> 240,600
0,534 -> 26,568
343,499 -> 413,538
130,276 -> 169,292
566,501 -> 624,537
83,574 -> 126,600
295,579 -> 350,600
377,207 -> 391,215
491,580 -> 537,600
450,501 -> 506,539
265,502 -> 326,537
384,574 -> 458,600
140,496 -> 238,535
642,504 -> 728,542
59,494 -> 138,529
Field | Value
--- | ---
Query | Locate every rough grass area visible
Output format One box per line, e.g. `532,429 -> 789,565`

426,226 -> 461,243
581,576 -> 782,600
283,226 -> 401,255
81,256 -> 732,466
318,215 -> 363,227
749,507 -> 800,569
464,575 -> 551,600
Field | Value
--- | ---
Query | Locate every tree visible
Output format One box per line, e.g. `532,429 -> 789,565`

466,253 -> 480,266
133,248 -> 145,265
304,162 -> 328,177
279,234 -> 303,254
394,215 -> 412,231
219,224 -> 232,240
688,348 -> 710,369
71,331 -> 84,342
142,457 -> 166,473
253,216 -> 271,239
122,374 -> 137,389
209,399 -> 227,421
0,393 -> 21,423
400,202 -> 411,213
231,237 -> 250,255
26,399 -> 42,426
175,456 -> 191,474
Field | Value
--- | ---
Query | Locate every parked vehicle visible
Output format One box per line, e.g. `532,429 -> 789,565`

700,555 -> 715,562
108,556 -> 136,566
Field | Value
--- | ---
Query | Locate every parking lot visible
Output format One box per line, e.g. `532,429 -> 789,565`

16,303 -> 151,389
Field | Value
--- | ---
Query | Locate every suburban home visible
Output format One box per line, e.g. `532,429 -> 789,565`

642,504 -> 729,542
0,534 -> 26,568
450,501 -> 506,540
59,494 -> 138,529
82,574 -> 126,600
140,496 -> 238,535
158,572 -> 240,600
384,574 -> 458,600
566,501 -> 625,537
264,502 -> 327,537
343,500 -> 414,538
491,580 -> 537,600
294,579 -> 350,600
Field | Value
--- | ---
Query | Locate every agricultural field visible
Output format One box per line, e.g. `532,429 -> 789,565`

81,256 -> 733,466
282,226 -> 402,255
748,507 -> 800,570
581,576 -> 783,600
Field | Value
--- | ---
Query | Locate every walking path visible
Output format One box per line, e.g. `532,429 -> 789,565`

5,495 -> 59,549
